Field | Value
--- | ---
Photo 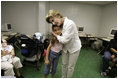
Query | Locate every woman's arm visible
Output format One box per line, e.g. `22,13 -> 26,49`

52,24 -> 74,44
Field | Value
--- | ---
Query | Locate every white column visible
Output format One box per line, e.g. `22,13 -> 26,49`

38,1 -> 50,40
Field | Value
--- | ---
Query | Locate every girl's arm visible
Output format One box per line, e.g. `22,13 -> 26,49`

45,41 -> 53,65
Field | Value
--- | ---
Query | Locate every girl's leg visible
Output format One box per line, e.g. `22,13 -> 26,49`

44,51 -> 52,77
44,63 -> 50,77
51,54 -> 59,77
51,74 -> 55,78
44,74 -> 47,78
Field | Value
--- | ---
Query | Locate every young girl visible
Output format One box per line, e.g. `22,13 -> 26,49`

44,25 -> 62,78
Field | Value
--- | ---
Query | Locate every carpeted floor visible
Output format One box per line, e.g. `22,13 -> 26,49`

15,47 -> 110,78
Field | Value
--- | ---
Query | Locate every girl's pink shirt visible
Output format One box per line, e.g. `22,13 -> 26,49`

51,42 -> 62,53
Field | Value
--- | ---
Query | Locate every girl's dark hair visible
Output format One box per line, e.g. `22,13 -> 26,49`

52,25 -> 62,31
49,25 -> 62,45
49,33 -> 58,45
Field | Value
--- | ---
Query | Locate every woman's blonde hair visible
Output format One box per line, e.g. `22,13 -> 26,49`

46,10 -> 63,23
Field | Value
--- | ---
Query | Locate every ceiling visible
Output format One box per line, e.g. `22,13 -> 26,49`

79,1 -> 116,6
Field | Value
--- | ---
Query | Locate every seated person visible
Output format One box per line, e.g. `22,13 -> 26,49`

1,39 -> 24,78
1,42 -> 13,63
101,32 -> 117,76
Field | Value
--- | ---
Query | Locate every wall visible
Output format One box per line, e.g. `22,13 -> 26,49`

49,1 -> 102,36
38,2 -> 47,35
1,1 -> 38,35
38,1 -> 50,40
99,3 -> 117,37
1,1 -> 50,36
1,1 -> 117,37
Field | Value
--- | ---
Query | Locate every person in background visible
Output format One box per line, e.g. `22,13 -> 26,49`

46,10 -> 82,78
1,39 -> 24,78
101,32 -> 117,76
44,25 -> 62,78
1,41 -> 13,63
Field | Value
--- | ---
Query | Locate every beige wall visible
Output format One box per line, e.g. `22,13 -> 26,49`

1,1 -> 117,37
49,1 -> 102,36
1,1 -> 38,35
99,3 -> 117,37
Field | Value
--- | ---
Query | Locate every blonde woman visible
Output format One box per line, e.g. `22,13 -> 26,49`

46,10 -> 82,78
